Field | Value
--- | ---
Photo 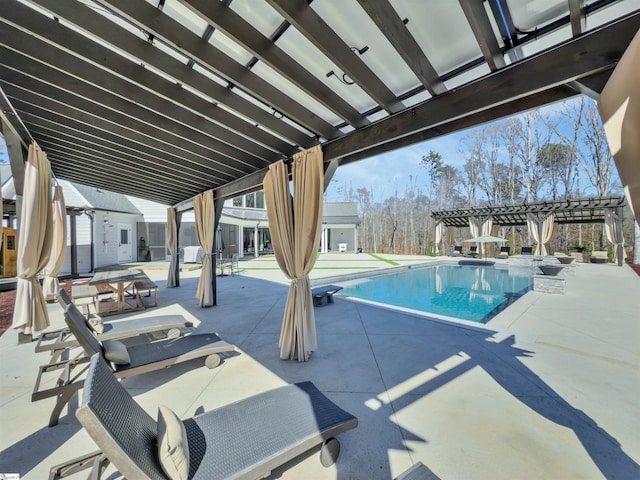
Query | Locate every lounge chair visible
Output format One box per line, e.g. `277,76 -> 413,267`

311,284 -> 343,306
465,245 -> 478,258
32,301 -> 234,427
521,246 -> 533,255
35,289 -> 195,362
495,246 -> 511,259
51,354 -> 358,480
449,245 -> 463,257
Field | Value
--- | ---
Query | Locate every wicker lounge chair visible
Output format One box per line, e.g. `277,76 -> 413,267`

495,246 -> 511,259
449,245 -> 463,257
51,354 -> 358,480
33,302 -> 234,427
35,289 -> 194,362
521,246 -> 533,255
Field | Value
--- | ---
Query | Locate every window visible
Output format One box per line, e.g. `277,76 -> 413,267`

245,192 -> 255,208
120,229 -> 128,245
256,191 -> 265,209
232,196 -> 242,207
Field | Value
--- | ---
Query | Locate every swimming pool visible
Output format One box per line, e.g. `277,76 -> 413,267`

338,264 -> 532,323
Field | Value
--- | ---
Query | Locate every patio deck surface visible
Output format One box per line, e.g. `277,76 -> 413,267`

0,253 -> 638,479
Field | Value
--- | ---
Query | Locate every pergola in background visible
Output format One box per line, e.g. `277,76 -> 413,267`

432,196 -> 626,264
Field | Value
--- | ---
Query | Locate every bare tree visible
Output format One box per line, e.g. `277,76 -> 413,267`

503,112 -> 551,203
460,130 -> 485,206
578,100 -> 615,198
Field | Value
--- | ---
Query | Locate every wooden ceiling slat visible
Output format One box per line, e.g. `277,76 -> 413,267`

20,111 -> 224,188
18,0 -> 316,148
0,54 -> 272,171
266,0 -> 405,114
94,0 -> 341,140
180,0 -> 368,128
458,0 -> 506,71
357,0 -> 446,95
2,82 -> 245,180
6,92 -> 235,185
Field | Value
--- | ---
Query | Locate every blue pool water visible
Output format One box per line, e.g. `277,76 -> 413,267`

338,264 -> 532,323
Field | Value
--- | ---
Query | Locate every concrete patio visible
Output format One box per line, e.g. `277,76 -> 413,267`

0,253 -> 638,479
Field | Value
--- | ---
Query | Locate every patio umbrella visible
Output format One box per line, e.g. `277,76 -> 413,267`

464,235 -> 507,261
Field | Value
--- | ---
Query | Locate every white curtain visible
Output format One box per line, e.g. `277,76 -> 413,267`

166,208 -> 178,288
446,226 -> 456,254
526,213 -> 541,254
604,208 -> 625,263
479,216 -> 493,256
434,222 -> 444,255
540,214 -> 555,256
469,216 -> 481,238
12,144 -> 53,335
194,190 -> 214,307
264,145 -> 323,361
527,213 -> 554,255
42,185 -> 67,300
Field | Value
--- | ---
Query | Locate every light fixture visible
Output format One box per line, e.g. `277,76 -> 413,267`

326,70 -> 355,86
325,45 -> 369,86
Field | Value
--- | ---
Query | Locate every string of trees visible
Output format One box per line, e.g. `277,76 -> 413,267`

333,97 -> 636,258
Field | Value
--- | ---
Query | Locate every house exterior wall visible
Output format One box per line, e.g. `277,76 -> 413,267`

93,211 -> 140,268
329,227 -> 356,252
60,213 -> 93,275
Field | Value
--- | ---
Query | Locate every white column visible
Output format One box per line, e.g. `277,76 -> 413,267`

354,225 -> 358,252
238,227 -> 244,258
254,226 -> 259,258
321,228 -> 327,253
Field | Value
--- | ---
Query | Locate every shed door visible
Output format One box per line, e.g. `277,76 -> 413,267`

117,225 -> 133,263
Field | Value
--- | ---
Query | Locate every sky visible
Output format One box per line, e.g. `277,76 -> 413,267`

323,96 -> 600,202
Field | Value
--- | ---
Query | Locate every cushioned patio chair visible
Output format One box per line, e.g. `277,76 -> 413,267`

521,246 -> 533,255
35,289 -> 194,362
32,302 -> 234,427
51,354 -> 358,480
590,251 -> 609,263
449,245 -> 463,257
495,246 -> 511,259
465,245 -> 478,258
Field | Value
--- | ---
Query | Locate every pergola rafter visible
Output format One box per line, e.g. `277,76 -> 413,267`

431,196 -> 627,228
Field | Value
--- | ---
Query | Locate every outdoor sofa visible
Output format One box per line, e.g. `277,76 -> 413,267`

591,251 -> 609,263
50,354 -> 358,479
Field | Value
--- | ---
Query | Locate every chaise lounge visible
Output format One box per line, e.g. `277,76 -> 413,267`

495,246 -> 511,259
33,301 -> 235,427
35,289 -> 195,362
465,245 -> 478,258
449,245 -> 463,257
51,354 -> 358,480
